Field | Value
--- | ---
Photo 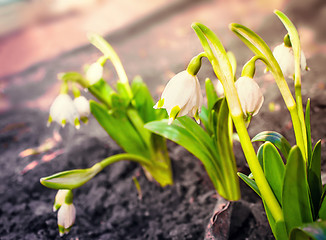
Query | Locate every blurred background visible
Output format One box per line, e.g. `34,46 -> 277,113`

0,0 -> 325,113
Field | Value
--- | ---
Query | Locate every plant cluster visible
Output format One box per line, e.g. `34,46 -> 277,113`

40,10 -> 325,239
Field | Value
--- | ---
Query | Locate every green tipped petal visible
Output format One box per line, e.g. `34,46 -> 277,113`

155,98 -> 165,109
61,119 -> 66,128
74,118 -> 80,129
168,105 -> 181,125
194,109 -> 200,124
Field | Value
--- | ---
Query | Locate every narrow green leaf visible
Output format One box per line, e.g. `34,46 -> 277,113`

263,142 -> 285,204
305,99 -> 312,164
199,106 -> 209,133
90,100 -> 148,157
290,221 -> 326,240
282,146 -> 313,234
238,172 -> 260,196
205,78 -> 218,112
308,140 -> 322,219
252,131 -> 291,159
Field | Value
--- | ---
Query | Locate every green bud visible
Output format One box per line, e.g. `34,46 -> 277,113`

40,163 -> 102,190
283,34 -> 291,47
186,52 -> 206,76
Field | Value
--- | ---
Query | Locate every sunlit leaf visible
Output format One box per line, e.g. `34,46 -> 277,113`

263,142 -> 285,204
282,146 -> 313,233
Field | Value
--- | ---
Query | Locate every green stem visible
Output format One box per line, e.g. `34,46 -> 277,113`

99,153 -> 152,169
192,22 -> 283,222
87,33 -> 133,99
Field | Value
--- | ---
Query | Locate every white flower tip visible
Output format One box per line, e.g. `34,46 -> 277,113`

75,124 -> 80,130
168,118 -> 174,125
47,121 -> 51,127
195,118 -> 200,124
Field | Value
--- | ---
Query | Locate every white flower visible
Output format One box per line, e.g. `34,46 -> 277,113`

235,76 -> 264,119
273,43 -> 307,78
48,94 -> 80,129
57,202 -> 76,236
154,70 -> 203,124
53,189 -> 70,212
86,62 -> 103,85
74,96 -> 90,123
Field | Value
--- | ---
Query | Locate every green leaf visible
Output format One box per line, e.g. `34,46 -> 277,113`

263,200 -> 288,240
238,172 -> 260,196
290,221 -> 326,240
40,163 -> 102,189
131,76 -> 164,122
282,146 -> 313,234
205,78 -> 218,112
90,100 -> 148,157
252,131 -> 291,159
308,140 -> 322,219
257,143 -> 264,169
305,99 -> 312,164
263,142 -> 285,204
145,119 -> 223,194
199,106 -> 209,133
319,188 -> 326,220
88,78 -> 115,107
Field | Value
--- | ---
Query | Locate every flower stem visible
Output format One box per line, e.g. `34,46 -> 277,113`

99,153 -> 152,169
192,22 -> 283,222
87,33 -> 133,99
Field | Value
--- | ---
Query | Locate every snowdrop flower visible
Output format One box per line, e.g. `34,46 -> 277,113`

273,43 -> 307,78
154,70 -> 203,125
235,76 -> 264,121
86,62 -> 103,85
48,94 -> 80,129
74,96 -> 90,123
55,189 -> 76,236
53,189 -> 70,212
57,202 -> 76,236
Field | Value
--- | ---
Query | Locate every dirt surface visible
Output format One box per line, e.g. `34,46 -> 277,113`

0,0 -> 326,239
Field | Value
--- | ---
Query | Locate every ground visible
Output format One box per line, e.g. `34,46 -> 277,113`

0,0 -> 325,239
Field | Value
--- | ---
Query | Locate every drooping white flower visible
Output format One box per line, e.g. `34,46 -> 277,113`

154,70 -> 203,124
57,202 -> 76,236
272,43 -> 307,78
53,189 -> 70,212
235,76 -> 264,119
73,96 -> 90,123
48,94 -> 80,129
86,62 -> 103,85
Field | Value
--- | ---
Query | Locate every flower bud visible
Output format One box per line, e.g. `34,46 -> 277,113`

235,76 -> 264,120
57,190 -> 75,236
154,70 -> 203,124
272,43 -> 307,78
73,96 -> 90,123
86,62 -> 103,85
48,94 -> 80,129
